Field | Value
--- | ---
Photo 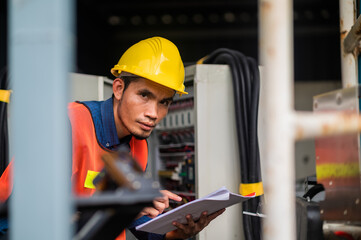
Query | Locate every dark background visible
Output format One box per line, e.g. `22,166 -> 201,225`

1,0 -> 341,81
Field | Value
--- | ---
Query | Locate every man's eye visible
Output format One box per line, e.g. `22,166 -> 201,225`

162,101 -> 171,106
140,93 -> 147,98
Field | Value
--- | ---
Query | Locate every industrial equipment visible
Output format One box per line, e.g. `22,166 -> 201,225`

311,86 -> 361,239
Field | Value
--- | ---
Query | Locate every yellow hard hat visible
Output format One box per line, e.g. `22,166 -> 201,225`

111,37 -> 187,95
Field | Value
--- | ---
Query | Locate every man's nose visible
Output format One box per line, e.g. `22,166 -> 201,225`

145,102 -> 158,120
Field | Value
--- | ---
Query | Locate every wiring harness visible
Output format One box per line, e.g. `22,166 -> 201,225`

201,48 -> 262,240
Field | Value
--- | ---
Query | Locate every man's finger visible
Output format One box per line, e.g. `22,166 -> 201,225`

142,207 -> 160,218
172,221 -> 186,231
198,211 -> 208,226
160,190 -> 182,201
186,214 -> 195,228
153,201 -> 166,213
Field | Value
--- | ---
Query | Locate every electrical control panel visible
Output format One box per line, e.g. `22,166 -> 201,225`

155,86 -> 196,209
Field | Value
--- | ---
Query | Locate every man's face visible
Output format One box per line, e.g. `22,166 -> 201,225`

114,77 -> 174,140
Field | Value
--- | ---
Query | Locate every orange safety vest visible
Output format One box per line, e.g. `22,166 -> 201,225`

68,102 -> 148,240
68,102 -> 148,195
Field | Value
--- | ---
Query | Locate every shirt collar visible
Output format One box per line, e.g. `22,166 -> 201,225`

100,97 -> 120,148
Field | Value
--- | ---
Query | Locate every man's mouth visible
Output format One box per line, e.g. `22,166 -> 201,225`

138,122 -> 155,131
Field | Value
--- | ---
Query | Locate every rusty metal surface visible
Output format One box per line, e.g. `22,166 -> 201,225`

339,0 -> 358,88
344,14 -> 361,53
314,86 -> 361,221
294,111 -> 361,140
320,189 -> 361,221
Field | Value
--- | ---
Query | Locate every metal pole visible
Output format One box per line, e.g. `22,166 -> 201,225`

9,0 -> 74,239
259,0 -> 295,239
340,0 -> 358,88
359,0 -> 361,85
295,111 -> 361,140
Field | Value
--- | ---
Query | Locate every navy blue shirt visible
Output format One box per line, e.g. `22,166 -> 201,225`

82,97 -> 165,240
82,97 -> 130,150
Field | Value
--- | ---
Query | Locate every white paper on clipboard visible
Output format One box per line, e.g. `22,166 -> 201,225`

136,186 -> 255,234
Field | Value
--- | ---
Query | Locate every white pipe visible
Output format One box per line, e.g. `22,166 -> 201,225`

340,0 -> 358,88
259,0 -> 296,239
294,111 -> 361,140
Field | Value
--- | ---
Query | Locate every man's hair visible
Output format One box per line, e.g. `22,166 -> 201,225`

119,76 -> 137,92
118,72 -> 141,92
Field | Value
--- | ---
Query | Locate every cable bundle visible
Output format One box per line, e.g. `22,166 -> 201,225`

0,67 -> 9,176
201,48 -> 262,240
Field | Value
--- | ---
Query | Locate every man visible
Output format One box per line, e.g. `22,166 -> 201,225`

69,36 -> 225,239
0,36 -> 225,239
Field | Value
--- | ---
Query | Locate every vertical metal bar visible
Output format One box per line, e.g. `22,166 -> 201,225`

9,0 -> 74,239
259,0 -> 296,239
359,0 -> 361,85
340,0 -> 358,88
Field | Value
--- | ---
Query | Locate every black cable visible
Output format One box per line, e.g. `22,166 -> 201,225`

202,48 -> 262,240
302,184 -> 325,200
203,50 -> 249,181
247,57 -> 261,183
0,67 -> 9,176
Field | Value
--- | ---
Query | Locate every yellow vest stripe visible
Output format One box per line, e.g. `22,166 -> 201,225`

84,170 -> 100,189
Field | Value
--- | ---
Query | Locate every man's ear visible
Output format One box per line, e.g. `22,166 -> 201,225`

113,78 -> 125,100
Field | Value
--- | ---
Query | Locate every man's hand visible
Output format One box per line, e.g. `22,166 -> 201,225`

138,190 -> 182,218
165,208 -> 226,239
